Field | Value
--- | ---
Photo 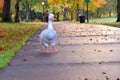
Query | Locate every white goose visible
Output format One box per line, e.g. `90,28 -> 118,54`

39,13 -> 58,53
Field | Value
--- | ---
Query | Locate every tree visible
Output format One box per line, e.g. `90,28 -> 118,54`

0,0 -> 4,18
48,0 -> 105,21
21,0 -> 32,21
20,0 -> 47,21
116,0 -> 120,22
105,0 -> 113,17
14,0 -> 20,22
2,0 -> 12,22
0,0 -> 4,9
102,0 -> 117,17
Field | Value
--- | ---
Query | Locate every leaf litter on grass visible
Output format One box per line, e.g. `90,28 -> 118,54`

0,23 -> 41,68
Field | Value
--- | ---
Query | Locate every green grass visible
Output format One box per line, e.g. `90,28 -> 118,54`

0,23 -> 43,69
75,16 -> 120,27
89,17 -> 117,23
89,17 -> 120,27
95,22 -> 120,27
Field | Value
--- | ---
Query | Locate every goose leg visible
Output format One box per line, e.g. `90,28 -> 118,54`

45,47 -> 51,53
52,46 -> 58,53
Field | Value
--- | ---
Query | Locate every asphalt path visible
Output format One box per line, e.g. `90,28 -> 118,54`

0,22 -> 120,80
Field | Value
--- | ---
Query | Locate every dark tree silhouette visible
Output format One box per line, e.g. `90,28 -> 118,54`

117,0 -> 120,22
2,0 -> 12,22
14,0 -> 20,22
76,3 -> 79,21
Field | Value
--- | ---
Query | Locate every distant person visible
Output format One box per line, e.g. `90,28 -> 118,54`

45,10 -> 49,22
56,12 -> 60,21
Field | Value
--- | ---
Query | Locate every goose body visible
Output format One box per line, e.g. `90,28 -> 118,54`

39,13 -> 57,53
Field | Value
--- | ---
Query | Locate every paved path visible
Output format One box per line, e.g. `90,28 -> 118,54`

0,22 -> 120,80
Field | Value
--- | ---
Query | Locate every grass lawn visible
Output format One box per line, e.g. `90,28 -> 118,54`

77,17 -> 120,27
0,22 -> 43,69
89,17 -> 117,23
89,17 -> 120,27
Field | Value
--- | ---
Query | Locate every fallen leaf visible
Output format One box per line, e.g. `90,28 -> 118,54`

72,51 -> 75,53
83,35 -> 85,37
84,78 -> 88,80
0,35 -> 5,38
58,43 -> 61,45
105,76 -> 110,80
105,35 -> 107,37
96,39 -> 98,42
108,29 -> 111,31
102,72 -> 107,74
117,38 -> 120,40
0,46 -> 4,51
116,78 -> 120,80
14,51 -> 17,56
96,78 -> 99,80
23,58 -> 30,61
7,60 -> 11,66
80,77 -> 88,80
89,39 -> 92,41
98,50 -> 102,52
82,62 -> 85,63
110,50 -> 113,52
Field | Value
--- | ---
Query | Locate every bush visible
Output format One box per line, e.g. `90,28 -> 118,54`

20,10 -> 43,21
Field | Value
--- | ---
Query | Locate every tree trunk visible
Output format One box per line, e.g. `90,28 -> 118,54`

14,0 -> 20,22
96,10 -> 99,18
96,8 -> 100,18
109,10 -> 111,17
25,0 -> 30,22
71,11 -> 73,21
2,0 -> 12,22
56,12 -> 60,21
116,0 -> 120,22
63,8 -> 67,21
76,3 -> 79,21
26,10 -> 30,22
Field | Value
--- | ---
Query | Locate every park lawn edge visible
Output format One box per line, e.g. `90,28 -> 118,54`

0,23 -> 42,69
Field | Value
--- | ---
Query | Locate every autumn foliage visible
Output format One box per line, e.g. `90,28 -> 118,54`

48,0 -> 105,12
0,23 -> 39,52
0,0 -> 4,9
0,23 -> 41,68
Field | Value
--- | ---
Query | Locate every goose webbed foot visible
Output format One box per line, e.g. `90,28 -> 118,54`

45,47 -> 51,53
52,46 -> 58,53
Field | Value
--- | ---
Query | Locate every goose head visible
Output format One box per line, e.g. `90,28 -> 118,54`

48,13 -> 54,21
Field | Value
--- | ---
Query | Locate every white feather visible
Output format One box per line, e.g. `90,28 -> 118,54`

39,13 -> 56,48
